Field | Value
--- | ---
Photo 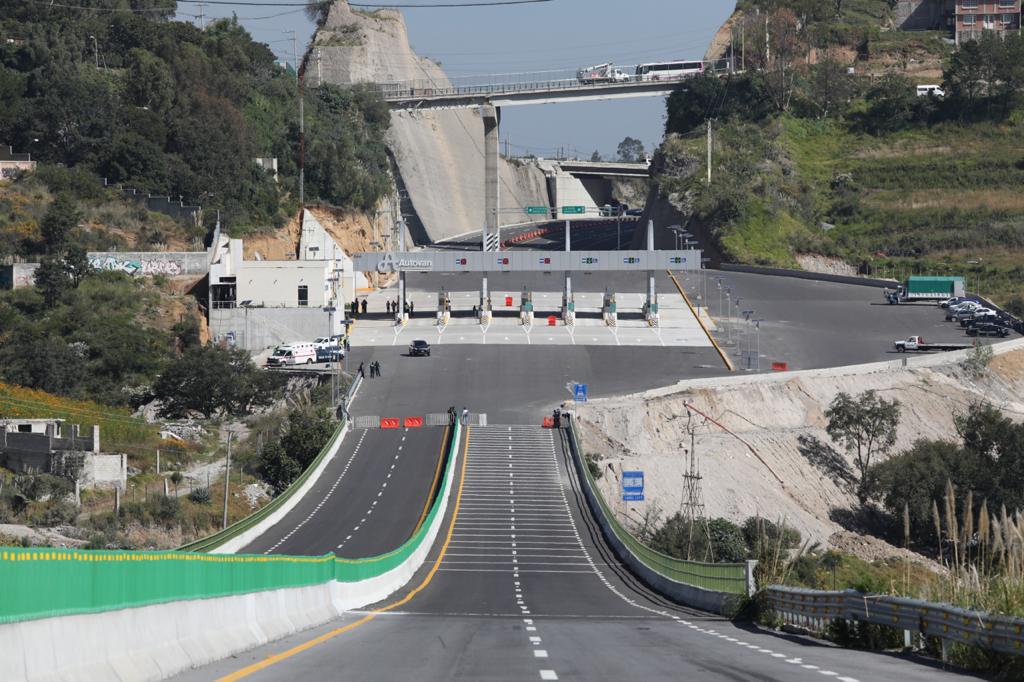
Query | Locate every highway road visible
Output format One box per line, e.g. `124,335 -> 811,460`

241,426 -> 449,558
179,424 -> 979,681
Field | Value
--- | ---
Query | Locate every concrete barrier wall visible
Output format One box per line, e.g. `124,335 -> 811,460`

87,252 -> 209,277
718,262 -> 898,289
210,307 -> 338,351
564,419 -> 741,616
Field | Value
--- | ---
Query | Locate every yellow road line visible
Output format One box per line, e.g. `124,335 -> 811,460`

667,270 -> 734,372
217,426 -> 472,682
412,425 -> 450,534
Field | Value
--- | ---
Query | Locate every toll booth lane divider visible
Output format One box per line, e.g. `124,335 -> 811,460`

0,421 -> 465,682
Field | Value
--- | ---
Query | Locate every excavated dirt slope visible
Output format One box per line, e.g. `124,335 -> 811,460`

314,2 -> 548,243
574,343 -> 1024,560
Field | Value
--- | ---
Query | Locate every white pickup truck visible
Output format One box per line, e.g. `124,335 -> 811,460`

893,336 -> 971,353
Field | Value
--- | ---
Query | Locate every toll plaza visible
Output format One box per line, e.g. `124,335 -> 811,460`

349,221 -> 708,348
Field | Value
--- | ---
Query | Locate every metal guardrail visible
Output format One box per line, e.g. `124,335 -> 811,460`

767,585 -> 1024,659
565,414 -> 752,596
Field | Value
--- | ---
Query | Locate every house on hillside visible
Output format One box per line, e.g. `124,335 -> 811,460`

896,0 -> 1021,44
0,145 -> 36,181
0,419 -> 127,489
954,0 -> 1021,44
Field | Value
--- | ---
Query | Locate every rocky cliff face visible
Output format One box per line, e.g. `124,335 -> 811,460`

314,2 -> 549,244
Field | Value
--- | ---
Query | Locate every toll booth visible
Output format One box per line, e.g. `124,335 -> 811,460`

643,296 -> 659,326
561,292 -> 575,325
603,290 -> 617,326
437,291 -> 451,326
520,289 -> 534,325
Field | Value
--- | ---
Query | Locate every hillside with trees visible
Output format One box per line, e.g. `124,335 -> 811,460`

656,1 -> 1024,308
0,0 -> 391,237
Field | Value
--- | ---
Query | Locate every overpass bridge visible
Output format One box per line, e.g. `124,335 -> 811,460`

377,60 -> 736,111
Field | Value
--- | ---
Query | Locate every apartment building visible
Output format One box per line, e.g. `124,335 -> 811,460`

955,0 -> 1021,44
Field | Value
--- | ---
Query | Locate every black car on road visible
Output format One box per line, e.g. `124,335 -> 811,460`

409,339 -> 431,357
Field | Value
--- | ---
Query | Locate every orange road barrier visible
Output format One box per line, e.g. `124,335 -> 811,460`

403,416 -> 424,428
547,315 -> 557,326
542,417 -> 555,428
380,418 -> 400,429
771,362 -> 789,371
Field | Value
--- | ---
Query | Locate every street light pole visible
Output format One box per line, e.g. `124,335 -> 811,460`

222,432 -> 233,530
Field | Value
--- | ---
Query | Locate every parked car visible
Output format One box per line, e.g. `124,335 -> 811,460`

314,335 -> 345,349
316,347 -> 344,362
960,309 -> 998,327
953,307 -> 993,324
408,339 -> 431,357
946,301 -> 984,320
940,296 -> 981,309
967,323 -> 1009,338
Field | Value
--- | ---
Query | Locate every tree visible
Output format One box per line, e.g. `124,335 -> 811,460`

63,245 -> 93,287
153,345 -> 285,418
806,56 -> 855,119
34,256 -> 69,308
170,470 -> 183,496
257,441 -> 301,496
279,407 -> 334,470
39,193 -> 80,253
616,136 -> 646,163
590,150 -> 603,162
859,73 -> 920,134
825,390 -> 901,504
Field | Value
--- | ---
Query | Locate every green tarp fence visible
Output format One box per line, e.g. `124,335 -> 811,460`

0,420 -> 461,625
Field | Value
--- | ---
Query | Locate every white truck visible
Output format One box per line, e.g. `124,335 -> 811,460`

576,63 -> 630,84
893,336 -> 971,353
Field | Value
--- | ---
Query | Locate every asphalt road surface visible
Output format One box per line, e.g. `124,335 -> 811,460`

179,425 -> 980,682
241,426 -> 448,558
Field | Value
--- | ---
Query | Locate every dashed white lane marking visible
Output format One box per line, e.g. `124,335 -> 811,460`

265,429 -> 366,554
533,650 -> 548,658
539,671 -> 558,681
337,430 -> 412,552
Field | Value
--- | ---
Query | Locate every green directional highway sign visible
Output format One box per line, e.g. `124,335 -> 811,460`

561,205 -> 585,215
525,206 -> 549,215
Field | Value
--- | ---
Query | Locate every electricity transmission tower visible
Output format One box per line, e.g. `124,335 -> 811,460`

680,408 -> 709,560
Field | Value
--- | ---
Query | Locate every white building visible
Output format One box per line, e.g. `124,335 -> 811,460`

207,210 -> 366,349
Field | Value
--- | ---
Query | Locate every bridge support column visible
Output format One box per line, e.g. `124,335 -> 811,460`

482,104 -> 501,251
644,219 -> 658,326
562,219 -> 575,325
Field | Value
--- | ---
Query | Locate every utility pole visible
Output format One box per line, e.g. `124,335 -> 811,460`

706,120 -> 712,185
89,35 -> 99,68
741,24 -> 745,71
285,30 -> 304,208
197,2 -> 206,30
222,432 -> 233,530
765,15 -> 770,64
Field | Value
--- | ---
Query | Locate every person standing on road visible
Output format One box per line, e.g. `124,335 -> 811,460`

386,300 -> 391,314
358,361 -> 365,379
343,337 -> 350,353
374,360 -> 382,378
361,299 -> 368,315
409,301 -> 415,317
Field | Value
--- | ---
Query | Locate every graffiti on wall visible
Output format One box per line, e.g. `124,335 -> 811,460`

89,257 -> 183,276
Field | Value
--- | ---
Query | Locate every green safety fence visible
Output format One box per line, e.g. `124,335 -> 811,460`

0,548 -> 334,625
179,417 -> 349,553
0,419 -> 463,626
567,417 -> 748,595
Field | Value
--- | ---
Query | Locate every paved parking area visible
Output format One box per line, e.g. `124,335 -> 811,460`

348,290 -> 712,348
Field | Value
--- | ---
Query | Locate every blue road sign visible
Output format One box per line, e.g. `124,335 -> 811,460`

573,383 -> 588,402
622,471 -> 644,501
